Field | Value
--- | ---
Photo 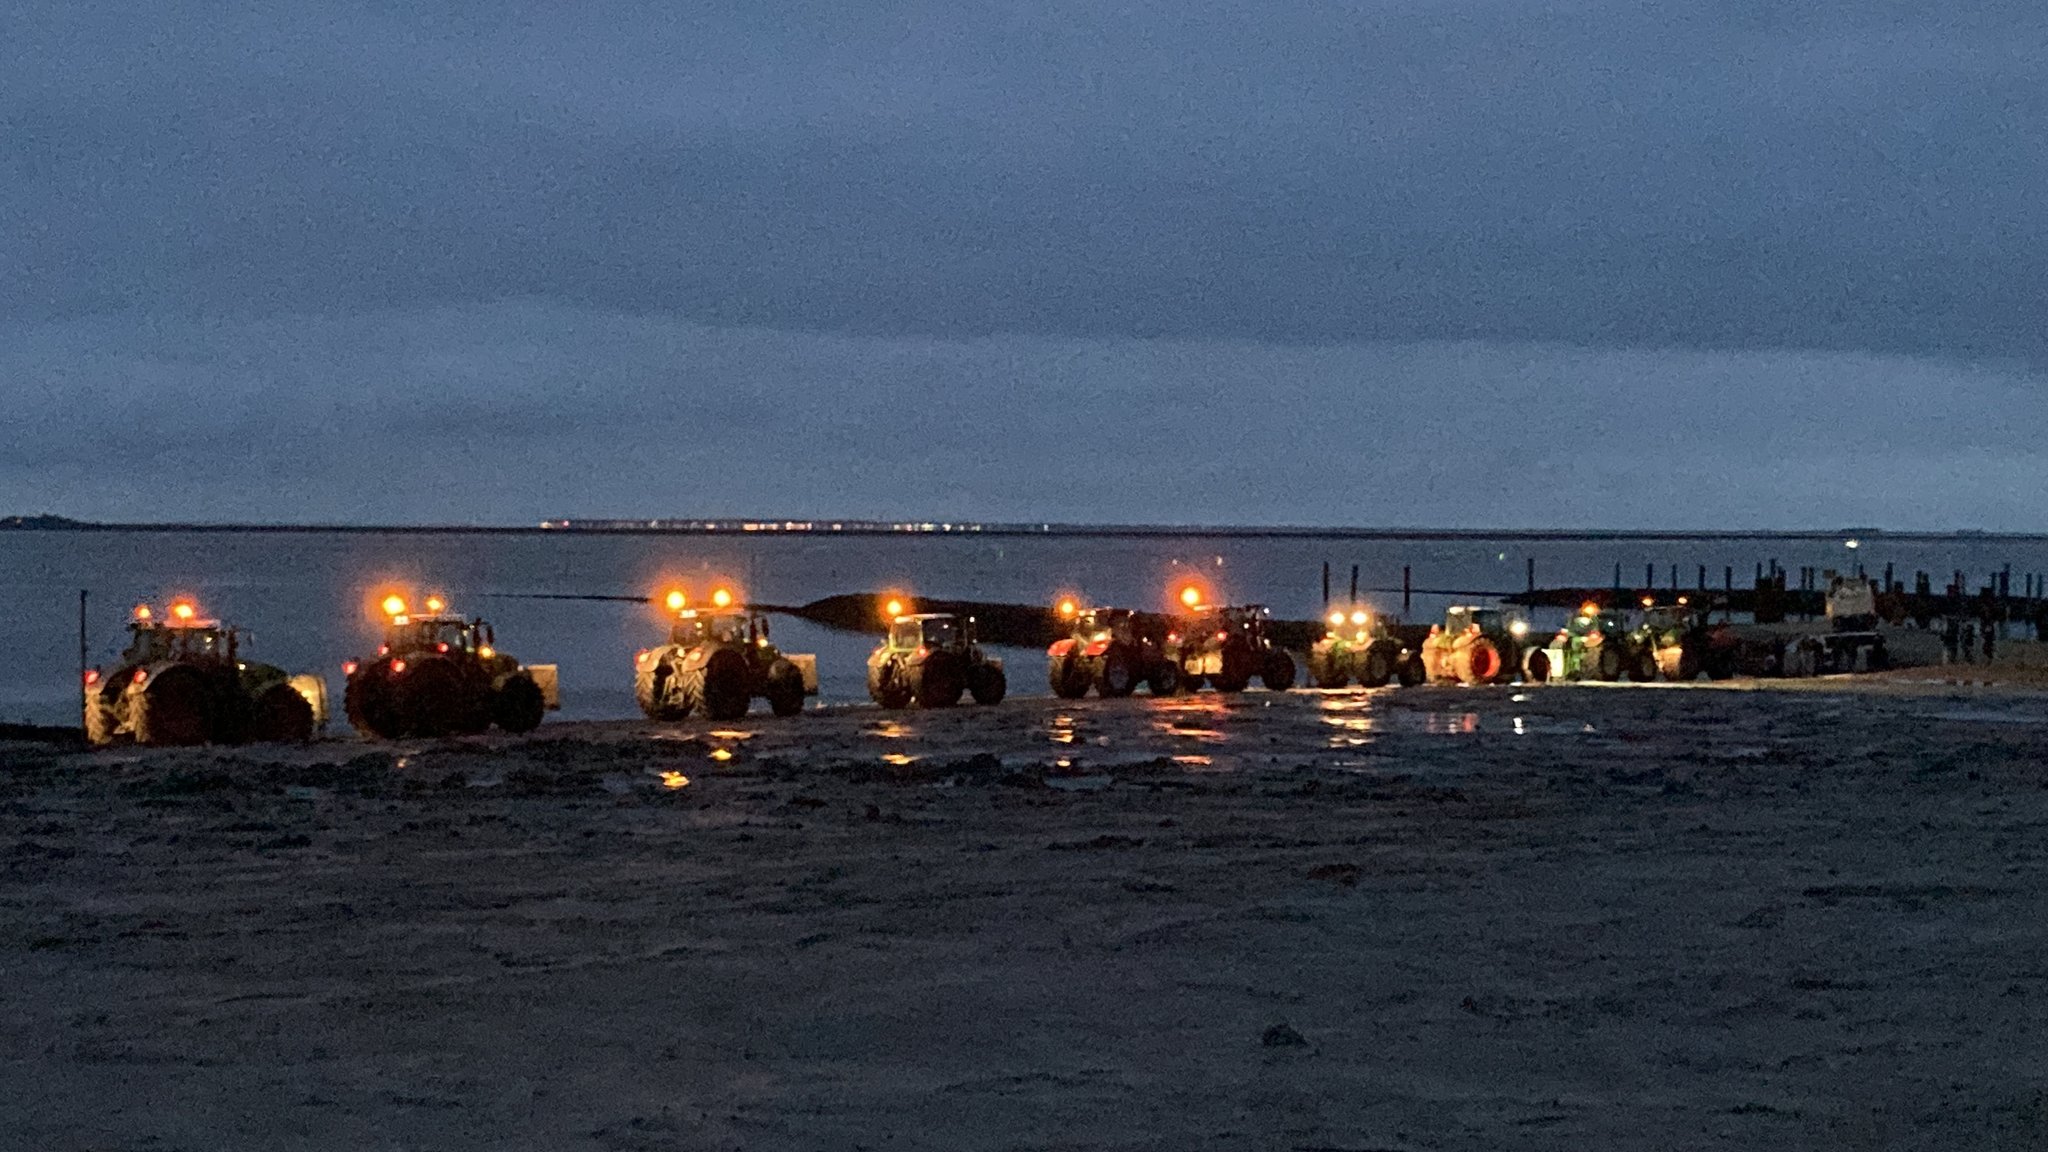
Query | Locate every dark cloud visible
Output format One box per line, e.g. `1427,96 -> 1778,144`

4,3 -> 2044,528
6,304 -> 2046,529
5,1 -> 2044,356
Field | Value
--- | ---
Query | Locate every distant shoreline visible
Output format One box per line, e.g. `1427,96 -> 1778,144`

3,515 -> 2040,542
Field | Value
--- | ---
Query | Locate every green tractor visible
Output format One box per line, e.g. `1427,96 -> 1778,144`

1535,602 -> 1659,682
1167,603 -> 1296,694
1634,598 -> 1741,682
1306,604 -> 1425,688
1420,605 -> 1546,685
344,594 -> 558,739
84,599 -> 326,747
635,589 -> 818,721
868,611 -> 1008,709
1047,600 -> 1181,698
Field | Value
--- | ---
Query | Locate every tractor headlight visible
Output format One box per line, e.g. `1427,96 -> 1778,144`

1509,621 -> 1529,637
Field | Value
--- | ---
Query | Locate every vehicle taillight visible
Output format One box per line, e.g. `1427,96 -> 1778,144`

437,642 -> 449,653
343,661 -> 358,676
83,669 -> 100,686
132,668 -> 149,684
377,645 -> 389,656
390,659 -> 407,675
1214,631 -> 1227,642
635,649 -> 648,664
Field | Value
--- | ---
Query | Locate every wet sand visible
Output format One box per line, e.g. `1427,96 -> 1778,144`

7,681 -> 2048,1150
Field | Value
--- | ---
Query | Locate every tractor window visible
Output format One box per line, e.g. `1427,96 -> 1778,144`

891,620 -> 923,648
709,615 -> 748,644
919,618 -> 960,648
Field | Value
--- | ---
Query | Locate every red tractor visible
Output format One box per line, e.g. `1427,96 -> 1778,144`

344,594 -> 558,739
1046,599 -> 1181,698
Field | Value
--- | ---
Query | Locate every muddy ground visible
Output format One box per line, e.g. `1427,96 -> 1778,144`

6,681 -> 2048,1151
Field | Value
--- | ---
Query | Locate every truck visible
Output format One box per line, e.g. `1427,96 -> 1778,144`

1169,603 -> 1296,693
867,611 -> 1008,709
1779,574 -> 1890,675
1047,601 -> 1181,698
1420,605 -> 1546,685
84,599 -> 326,747
635,589 -> 819,721
1306,605 -> 1425,688
344,595 -> 558,739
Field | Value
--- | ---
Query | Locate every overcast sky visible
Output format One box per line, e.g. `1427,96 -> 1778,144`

4,1 -> 2044,528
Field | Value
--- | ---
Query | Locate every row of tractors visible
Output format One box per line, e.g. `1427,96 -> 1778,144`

84,578 -> 1890,747
84,595 -> 563,748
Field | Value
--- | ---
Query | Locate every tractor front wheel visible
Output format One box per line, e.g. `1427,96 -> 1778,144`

914,654 -> 966,708
252,682 -> 314,743
1261,650 -> 1296,691
493,675 -> 547,734
970,663 -> 1007,705
1049,658 -> 1091,699
1097,646 -> 1139,698
1147,661 -> 1180,696
765,660 -> 807,717
1359,647 -> 1395,688
700,651 -> 753,722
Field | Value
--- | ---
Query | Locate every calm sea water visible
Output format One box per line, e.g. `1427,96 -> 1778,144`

6,529 -> 2044,726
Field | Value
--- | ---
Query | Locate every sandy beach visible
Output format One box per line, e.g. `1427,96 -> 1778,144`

7,679 -> 2048,1150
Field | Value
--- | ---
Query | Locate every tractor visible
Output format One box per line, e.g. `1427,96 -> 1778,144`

635,588 -> 818,721
1634,598 -> 1741,682
1420,605 -> 1545,685
1046,601 -> 1181,698
1169,603 -> 1296,693
84,599 -> 326,747
1306,604 -> 1425,689
867,611 -> 1008,709
1536,602 -> 1659,682
344,594 -> 558,739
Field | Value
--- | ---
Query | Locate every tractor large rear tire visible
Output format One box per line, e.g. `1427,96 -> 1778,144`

1097,646 -> 1139,698
1399,653 -> 1427,687
914,654 -> 966,708
251,682 -> 314,744
1523,648 -> 1552,684
1456,638 -> 1504,686
134,669 -> 210,746
345,675 -> 402,740
84,688 -> 118,747
701,651 -> 753,722
493,674 -> 547,734
765,660 -> 807,717
402,660 -> 473,738
970,664 -> 1007,705
1595,646 -> 1625,682
1631,649 -> 1659,683
1260,650 -> 1296,691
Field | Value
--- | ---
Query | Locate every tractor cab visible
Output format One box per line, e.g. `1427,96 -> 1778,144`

383,614 -> 491,657
123,612 -> 236,665
890,613 -> 971,652
1322,604 -> 1385,643
1560,606 -> 1630,642
1445,606 -> 1503,636
671,609 -> 757,648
